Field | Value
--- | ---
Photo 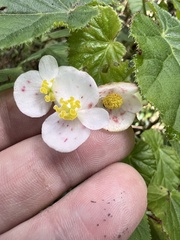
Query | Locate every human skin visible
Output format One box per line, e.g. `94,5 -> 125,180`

0,90 -> 147,240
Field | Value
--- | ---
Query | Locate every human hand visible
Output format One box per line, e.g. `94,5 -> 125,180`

0,90 -> 147,240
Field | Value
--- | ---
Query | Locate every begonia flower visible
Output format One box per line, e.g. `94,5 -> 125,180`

42,66 -> 109,152
98,82 -> 142,132
14,55 -> 59,117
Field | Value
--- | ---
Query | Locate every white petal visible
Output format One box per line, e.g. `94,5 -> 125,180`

99,82 -> 138,98
121,93 -> 142,113
13,70 -> 51,117
117,82 -> 138,93
104,109 -> 135,132
53,66 -> 99,108
39,55 -> 59,81
78,108 -> 109,130
42,113 -> 90,152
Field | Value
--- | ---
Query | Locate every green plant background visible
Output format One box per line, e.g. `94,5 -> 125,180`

0,0 -> 180,239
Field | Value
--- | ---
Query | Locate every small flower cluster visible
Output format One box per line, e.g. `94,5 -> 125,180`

14,55 -> 142,152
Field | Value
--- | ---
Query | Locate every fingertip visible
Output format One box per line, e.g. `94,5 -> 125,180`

74,162 -> 147,239
52,162 -> 147,240
77,127 -> 135,167
2,162 -> 147,240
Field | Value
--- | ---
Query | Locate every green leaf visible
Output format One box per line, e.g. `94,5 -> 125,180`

148,217 -> 168,240
68,6 -> 129,85
124,139 -> 156,185
125,129 -> 180,188
148,185 -> 180,240
129,215 -> 152,240
137,131 -> 180,238
127,0 -> 143,14
99,61 -> 132,84
142,129 -> 164,153
0,67 -> 23,83
46,28 -> 70,39
0,67 -> 23,91
0,0 -> 112,49
0,83 -> 15,92
172,0 -> 180,12
170,140 -> 180,157
131,3 -> 180,133
142,129 -> 180,189
20,42 -> 69,66
173,1 -> 180,21
151,146 -> 180,189
65,5 -> 98,28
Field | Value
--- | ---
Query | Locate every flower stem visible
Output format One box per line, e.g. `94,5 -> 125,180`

142,0 -> 146,15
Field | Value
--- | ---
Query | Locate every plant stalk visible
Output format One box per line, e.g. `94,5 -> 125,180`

142,0 -> 147,15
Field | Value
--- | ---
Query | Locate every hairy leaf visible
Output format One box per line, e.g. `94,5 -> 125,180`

124,139 -> 156,185
68,6 -> 129,85
131,4 -> 180,133
129,215 -> 151,240
125,129 -> 180,188
142,129 -> 180,189
148,185 -> 180,240
148,217 -> 169,240
133,129 -> 180,239
0,0 -> 112,49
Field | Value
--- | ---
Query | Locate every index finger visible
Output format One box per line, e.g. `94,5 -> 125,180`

0,89 -> 52,151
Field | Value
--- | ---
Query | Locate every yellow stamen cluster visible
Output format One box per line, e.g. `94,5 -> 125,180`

53,96 -> 81,120
102,93 -> 123,110
40,79 -> 55,102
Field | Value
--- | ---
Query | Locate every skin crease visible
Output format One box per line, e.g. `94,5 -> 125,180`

0,90 -> 147,240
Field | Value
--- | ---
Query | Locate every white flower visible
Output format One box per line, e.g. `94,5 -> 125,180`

98,82 -> 142,131
42,66 -> 109,152
13,55 -> 59,117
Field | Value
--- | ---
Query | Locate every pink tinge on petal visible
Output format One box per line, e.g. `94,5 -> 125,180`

99,87 -> 114,98
42,113 -> 91,152
13,70 -> 51,117
99,82 -> 138,97
111,115 -> 119,123
104,109 -> 135,132
88,103 -> 93,109
117,82 -> 138,93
